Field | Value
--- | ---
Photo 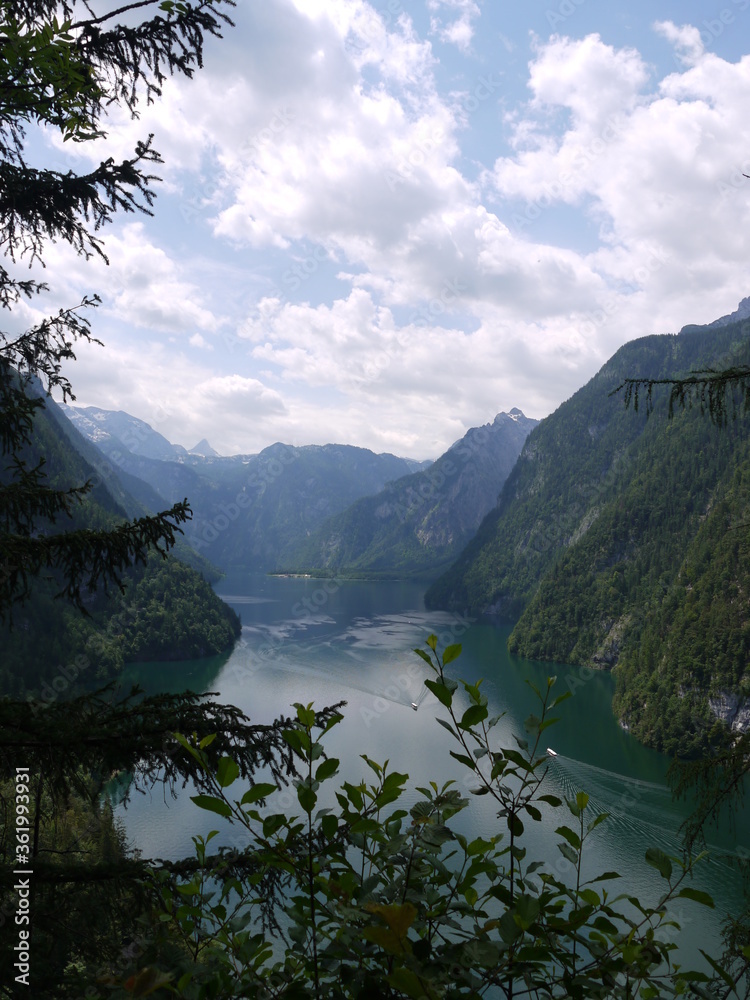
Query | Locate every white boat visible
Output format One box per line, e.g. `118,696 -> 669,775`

546,747 -> 557,757
411,702 -> 419,711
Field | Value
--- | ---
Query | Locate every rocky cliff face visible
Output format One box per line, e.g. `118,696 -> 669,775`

709,691 -> 750,734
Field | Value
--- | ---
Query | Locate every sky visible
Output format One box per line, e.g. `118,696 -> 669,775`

24,0 -> 750,458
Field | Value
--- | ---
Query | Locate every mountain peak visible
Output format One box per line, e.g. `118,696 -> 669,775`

189,438 -> 219,458
708,296 -> 750,329
496,407 -> 529,424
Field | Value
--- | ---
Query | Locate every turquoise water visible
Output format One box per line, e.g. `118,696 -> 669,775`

116,573 -> 749,969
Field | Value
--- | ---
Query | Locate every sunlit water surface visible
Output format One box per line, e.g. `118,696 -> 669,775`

115,574 -> 749,971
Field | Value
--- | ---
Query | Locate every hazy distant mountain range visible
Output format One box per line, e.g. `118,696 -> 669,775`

61,403 -> 533,576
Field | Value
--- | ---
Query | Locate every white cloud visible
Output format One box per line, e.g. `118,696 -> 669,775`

58,340 -> 289,456
33,8 -> 750,460
428,0 -> 482,54
653,21 -> 705,67
489,30 -> 750,327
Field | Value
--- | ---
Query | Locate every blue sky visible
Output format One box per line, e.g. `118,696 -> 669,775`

33,0 -> 750,457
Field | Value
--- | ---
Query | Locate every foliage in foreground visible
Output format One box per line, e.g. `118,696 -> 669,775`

104,639 -> 740,1000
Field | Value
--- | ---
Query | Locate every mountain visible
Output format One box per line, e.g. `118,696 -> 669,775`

186,443 -> 431,571
282,409 -> 537,578
62,404 -> 188,460
1,394 -> 240,699
59,407 -> 432,572
189,438 -> 220,457
708,295 -> 750,328
426,315 -> 750,755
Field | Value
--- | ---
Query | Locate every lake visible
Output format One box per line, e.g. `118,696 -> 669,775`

116,573 -> 749,970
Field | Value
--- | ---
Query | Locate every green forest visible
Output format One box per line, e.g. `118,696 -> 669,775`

0,390 -> 240,699
427,322 -> 750,756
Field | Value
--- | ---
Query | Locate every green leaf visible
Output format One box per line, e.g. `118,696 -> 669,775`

507,813 -> 524,836
263,814 -> 285,837
190,795 -> 232,818
315,757 -> 340,782
435,716 -> 457,738
460,704 -> 488,729
645,847 -> 673,880
297,783 -> 317,814
350,817 -> 380,835
414,648 -> 433,667
383,770 -> 409,791
425,678 -> 453,708
678,887 -> 715,908
241,782 -> 277,805
426,634 -> 437,651
538,794 -> 562,807
322,712 -> 344,734
699,949 -> 736,989
281,728 -> 305,755
172,732 -> 205,767
344,782 -> 364,811
442,643 -> 462,665
515,894 -> 540,930
490,758 -> 508,780
294,702 -> 316,728
558,842 -> 577,864
556,825 -> 581,850
550,690 -> 572,709
580,888 -> 600,906
386,968 -> 423,997
467,836 -> 495,857
217,756 -> 240,788
198,733 -> 217,749
587,812 -> 609,832
321,813 -> 338,839
450,750 -> 476,770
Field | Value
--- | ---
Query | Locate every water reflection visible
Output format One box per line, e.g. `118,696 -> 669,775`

115,573 -> 748,969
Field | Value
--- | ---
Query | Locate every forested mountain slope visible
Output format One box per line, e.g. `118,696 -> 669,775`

1,395 -> 240,699
283,410 -> 537,578
426,319 -> 750,754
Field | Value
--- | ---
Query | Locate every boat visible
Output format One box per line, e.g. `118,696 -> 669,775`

411,702 -> 419,711
546,747 -> 557,757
